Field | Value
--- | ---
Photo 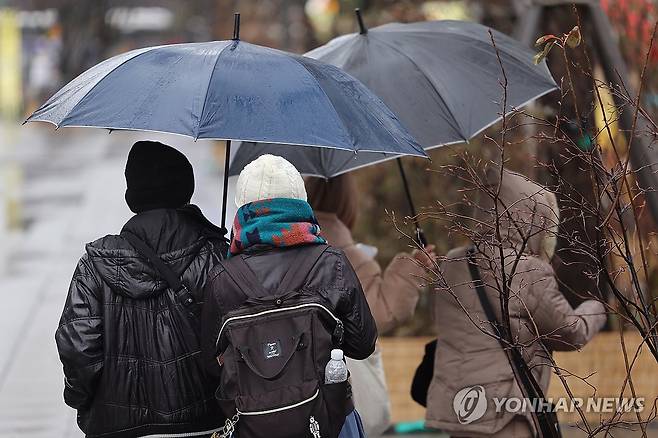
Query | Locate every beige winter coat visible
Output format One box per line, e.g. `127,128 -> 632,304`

426,169 -> 606,436
317,211 -> 427,436
316,211 -> 426,334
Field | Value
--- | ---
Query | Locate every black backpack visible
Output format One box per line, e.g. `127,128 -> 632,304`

213,244 -> 352,438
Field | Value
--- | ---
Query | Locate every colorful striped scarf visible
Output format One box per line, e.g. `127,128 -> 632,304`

229,198 -> 326,257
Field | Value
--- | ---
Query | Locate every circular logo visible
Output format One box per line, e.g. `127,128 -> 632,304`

453,385 -> 487,424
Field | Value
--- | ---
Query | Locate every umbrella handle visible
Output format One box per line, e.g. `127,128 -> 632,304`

221,139 -> 232,233
396,158 -> 428,247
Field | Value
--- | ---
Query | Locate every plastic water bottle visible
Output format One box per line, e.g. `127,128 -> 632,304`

325,349 -> 348,384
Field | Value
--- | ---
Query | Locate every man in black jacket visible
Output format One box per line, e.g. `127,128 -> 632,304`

55,141 -> 228,438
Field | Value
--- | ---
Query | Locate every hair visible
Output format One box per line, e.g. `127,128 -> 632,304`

305,174 -> 359,230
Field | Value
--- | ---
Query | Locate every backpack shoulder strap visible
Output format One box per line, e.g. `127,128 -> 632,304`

276,244 -> 329,294
121,231 -> 183,291
218,255 -> 270,298
121,231 -> 199,315
219,244 -> 328,299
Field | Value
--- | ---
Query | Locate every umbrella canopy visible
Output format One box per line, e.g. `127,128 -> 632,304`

26,17 -> 429,231
307,19 -> 557,148
229,17 -> 558,245
230,19 -> 557,179
26,39 -> 426,158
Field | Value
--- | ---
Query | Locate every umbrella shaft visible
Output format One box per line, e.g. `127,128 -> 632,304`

396,158 -> 418,217
355,8 -> 368,34
396,158 -> 427,246
233,13 -> 240,40
221,140 -> 232,231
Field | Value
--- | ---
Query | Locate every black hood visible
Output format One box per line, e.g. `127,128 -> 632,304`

85,205 -> 226,299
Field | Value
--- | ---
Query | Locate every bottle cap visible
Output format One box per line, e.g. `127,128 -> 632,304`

331,349 -> 344,360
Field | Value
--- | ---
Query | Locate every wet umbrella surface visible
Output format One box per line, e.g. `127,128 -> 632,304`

25,15 -> 427,228
26,39 -> 425,156
231,18 -> 557,179
229,16 -> 557,243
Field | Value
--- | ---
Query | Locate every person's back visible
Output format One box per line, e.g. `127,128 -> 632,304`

55,141 -> 228,437
426,168 -> 606,437
306,174 -> 436,335
202,155 -> 377,438
204,244 -> 377,360
306,175 -> 436,437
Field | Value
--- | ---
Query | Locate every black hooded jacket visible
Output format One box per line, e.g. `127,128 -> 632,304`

55,206 -> 228,438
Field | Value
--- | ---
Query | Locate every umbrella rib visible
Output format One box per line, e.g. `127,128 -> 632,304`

195,41 -> 235,139
57,47 -> 159,127
79,124 -> 376,151
466,86 -> 558,140
368,33 -> 470,141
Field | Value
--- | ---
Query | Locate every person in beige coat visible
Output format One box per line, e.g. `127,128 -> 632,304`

426,168 -> 606,437
306,174 -> 437,436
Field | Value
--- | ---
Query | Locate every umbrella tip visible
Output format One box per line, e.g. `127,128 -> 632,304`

233,12 -> 240,40
355,8 -> 367,34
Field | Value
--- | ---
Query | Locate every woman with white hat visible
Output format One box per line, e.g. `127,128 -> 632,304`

202,155 -> 377,438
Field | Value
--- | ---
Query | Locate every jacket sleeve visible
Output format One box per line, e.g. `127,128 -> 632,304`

528,263 -> 606,351
54,255 -> 104,410
350,249 -> 425,334
337,251 -> 378,360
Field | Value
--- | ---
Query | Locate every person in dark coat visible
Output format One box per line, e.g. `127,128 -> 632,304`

201,154 -> 377,438
55,141 -> 228,438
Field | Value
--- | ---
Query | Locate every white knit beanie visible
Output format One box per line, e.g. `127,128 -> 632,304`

235,154 -> 307,208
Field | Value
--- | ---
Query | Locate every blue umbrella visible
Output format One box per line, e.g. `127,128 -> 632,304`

26,14 -> 426,229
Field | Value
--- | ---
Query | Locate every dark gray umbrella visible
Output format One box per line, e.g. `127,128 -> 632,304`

308,16 -> 557,148
230,13 -> 557,243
